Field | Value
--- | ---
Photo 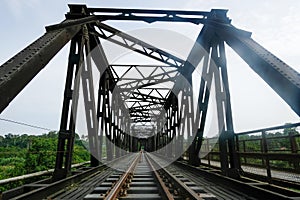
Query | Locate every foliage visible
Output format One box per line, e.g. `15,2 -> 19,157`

0,131 -> 90,182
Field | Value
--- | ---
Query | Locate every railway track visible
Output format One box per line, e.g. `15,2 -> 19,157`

84,151 -> 205,199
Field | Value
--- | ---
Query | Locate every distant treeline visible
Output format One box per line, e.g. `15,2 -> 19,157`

0,132 -> 90,181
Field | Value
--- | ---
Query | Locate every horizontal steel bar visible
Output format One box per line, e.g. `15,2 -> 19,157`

117,70 -> 178,87
236,152 -> 300,160
235,122 -> 300,136
237,134 -> 300,142
88,7 -> 211,16
131,91 -> 165,101
119,78 -> 176,92
94,15 -> 206,24
110,64 -> 177,68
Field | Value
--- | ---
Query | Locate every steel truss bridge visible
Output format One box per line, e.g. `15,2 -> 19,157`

0,4 -> 300,200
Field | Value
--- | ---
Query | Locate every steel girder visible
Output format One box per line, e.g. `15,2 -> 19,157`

224,33 -> 300,116
0,23 -> 81,113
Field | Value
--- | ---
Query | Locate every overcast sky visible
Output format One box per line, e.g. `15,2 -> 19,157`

0,0 -> 299,135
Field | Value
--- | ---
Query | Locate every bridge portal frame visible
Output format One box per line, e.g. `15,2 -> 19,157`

0,4 -> 299,181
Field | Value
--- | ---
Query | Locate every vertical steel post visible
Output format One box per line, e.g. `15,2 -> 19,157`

262,131 -> 272,182
81,26 -> 100,167
53,34 -> 82,181
289,131 -> 299,171
103,72 -> 113,160
212,39 -> 238,176
96,78 -> 104,162
166,107 -> 172,157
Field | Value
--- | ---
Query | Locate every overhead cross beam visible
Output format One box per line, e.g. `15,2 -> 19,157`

46,5 -> 230,30
116,69 -> 178,87
87,7 -> 211,24
129,91 -> 165,102
92,22 -> 184,68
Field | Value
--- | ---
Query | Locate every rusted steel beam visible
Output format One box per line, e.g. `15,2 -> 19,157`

0,24 -> 81,113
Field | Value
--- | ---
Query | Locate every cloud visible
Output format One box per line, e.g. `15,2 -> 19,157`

4,0 -> 41,19
4,0 -> 22,18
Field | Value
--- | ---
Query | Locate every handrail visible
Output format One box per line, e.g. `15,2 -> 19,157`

201,122 -> 300,183
235,122 -> 300,136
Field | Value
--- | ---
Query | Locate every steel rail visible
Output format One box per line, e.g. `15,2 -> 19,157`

104,152 -> 141,199
144,153 -> 175,199
145,153 -> 202,200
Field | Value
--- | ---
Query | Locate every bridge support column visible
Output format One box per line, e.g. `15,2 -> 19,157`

212,39 -> 239,177
166,107 -> 172,158
102,72 -> 113,161
81,26 -> 101,168
52,35 -> 81,181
